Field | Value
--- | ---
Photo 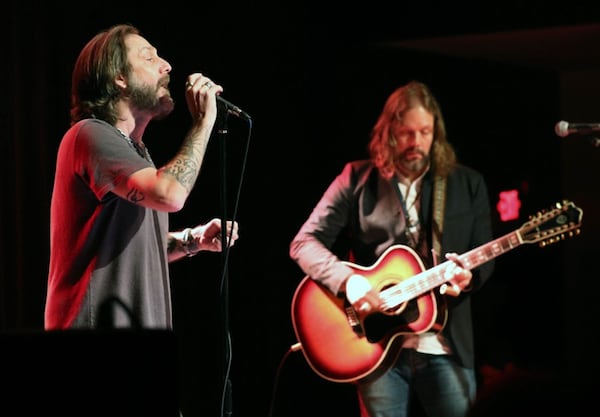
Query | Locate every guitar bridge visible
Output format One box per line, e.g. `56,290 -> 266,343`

345,305 -> 365,337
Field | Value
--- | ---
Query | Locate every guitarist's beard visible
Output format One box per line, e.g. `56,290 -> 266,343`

395,149 -> 431,178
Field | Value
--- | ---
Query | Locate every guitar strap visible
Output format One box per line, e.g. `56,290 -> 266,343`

431,175 -> 446,265
393,174 -> 446,267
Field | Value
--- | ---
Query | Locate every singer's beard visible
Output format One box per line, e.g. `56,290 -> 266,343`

127,77 -> 175,120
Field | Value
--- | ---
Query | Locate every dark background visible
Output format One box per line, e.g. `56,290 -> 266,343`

3,2 -> 599,416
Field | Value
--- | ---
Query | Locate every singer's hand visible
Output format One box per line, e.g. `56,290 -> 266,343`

185,73 -> 223,123
191,218 -> 239,252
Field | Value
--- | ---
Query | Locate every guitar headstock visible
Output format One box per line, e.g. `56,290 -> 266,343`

519,200 -> 583,246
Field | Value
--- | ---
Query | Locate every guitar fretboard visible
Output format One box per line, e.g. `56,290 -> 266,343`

381,230 -> 522,308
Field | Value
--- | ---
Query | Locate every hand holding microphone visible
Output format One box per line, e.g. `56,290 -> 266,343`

185,74 -> 251,122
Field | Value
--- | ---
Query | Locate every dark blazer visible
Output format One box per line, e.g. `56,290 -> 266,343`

290,159 -> 495,368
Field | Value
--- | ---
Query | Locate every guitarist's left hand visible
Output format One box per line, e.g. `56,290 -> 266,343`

442,253 -> 472,296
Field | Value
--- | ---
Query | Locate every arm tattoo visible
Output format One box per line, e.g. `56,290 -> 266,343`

159,134 -> 206,192
160,158 -> 198,192
126,188 -> 145,203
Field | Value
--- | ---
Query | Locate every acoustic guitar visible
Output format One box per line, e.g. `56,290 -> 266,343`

291,200 -> 583,383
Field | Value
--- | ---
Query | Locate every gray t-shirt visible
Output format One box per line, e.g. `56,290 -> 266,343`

46,119 -> 171,329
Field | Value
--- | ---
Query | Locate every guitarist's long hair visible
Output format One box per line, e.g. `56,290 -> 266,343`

369,80 -> 457,180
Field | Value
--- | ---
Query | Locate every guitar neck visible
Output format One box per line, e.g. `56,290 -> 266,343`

382,230 -> 522,306
459,229 -> 523,270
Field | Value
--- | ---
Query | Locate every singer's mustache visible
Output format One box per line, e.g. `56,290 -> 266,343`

158,74 -> 170,89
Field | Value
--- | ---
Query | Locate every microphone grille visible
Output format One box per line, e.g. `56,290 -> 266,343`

555,120 -> 569,137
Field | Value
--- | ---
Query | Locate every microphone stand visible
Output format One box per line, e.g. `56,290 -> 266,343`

217,112 -> 233,417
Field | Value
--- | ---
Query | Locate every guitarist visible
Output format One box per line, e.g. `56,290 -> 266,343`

290,80 -> 495,417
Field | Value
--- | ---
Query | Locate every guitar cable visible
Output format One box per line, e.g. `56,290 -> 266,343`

267,342 -> 302,417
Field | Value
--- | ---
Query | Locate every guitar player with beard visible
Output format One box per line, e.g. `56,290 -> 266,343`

289,80 -> 495,417
289,81 -> 584,417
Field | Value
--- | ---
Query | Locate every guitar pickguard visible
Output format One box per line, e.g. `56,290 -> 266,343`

363,290 -> 447,342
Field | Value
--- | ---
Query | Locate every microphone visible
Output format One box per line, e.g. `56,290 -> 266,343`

217,95 -> 251,121
555,120 -> 600,137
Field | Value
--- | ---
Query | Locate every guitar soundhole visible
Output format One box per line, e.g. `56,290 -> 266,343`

355,281 -> 420,342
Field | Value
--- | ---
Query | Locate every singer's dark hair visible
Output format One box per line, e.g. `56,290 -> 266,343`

70,24 -> 138,125
368,80 -> 458,179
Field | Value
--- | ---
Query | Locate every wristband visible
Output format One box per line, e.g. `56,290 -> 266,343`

181,228 -> 199,257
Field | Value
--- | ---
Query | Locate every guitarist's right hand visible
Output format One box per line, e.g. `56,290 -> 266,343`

345,274 -> 383,314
